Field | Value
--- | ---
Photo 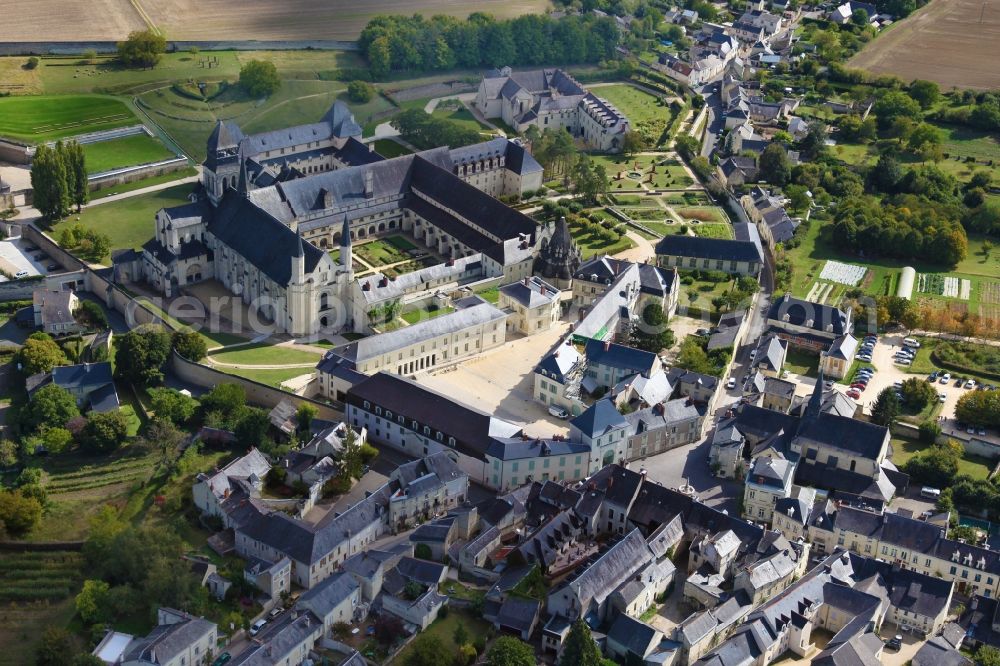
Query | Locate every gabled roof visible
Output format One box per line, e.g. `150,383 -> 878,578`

767,294 -> 849,335
296,572 -> 359,618
607,613 -> 661,658
584,338 -> 658,374
655,235 -> 763,264
51,361 -> 112,390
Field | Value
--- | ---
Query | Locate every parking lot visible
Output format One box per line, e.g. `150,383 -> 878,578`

0,236 -> 56,279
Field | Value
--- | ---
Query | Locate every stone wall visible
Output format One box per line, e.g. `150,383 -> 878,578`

0,139 -> 32,165
90,158 -> 191,192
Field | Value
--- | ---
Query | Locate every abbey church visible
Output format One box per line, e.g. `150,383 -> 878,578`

116,101 -> 554,337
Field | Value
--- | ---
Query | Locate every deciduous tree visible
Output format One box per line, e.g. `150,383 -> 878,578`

239,60 -> 281,98
114,324 -> 172,386
117,29 -> 166,68
486,636 -> 536,666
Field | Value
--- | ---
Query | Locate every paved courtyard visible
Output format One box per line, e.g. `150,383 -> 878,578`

414,320 -> 574,438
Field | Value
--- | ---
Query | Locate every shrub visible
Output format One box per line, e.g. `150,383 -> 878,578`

346,80 -> 375,103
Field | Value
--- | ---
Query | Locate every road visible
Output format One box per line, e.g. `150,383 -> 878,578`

698,83 -> 725,158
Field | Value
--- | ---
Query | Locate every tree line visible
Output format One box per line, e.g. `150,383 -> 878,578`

31,140 -> 88,221
358,13 -> 620,78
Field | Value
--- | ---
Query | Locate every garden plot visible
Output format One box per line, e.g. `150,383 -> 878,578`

806,282 -> 835,304
918,274 -> 972,299
818,260 -> 867,286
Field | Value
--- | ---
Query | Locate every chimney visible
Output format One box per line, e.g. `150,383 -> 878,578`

604,340 -> 611,351
364,170 -> 374,198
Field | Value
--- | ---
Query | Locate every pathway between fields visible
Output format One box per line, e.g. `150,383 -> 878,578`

85,169 -> 202,207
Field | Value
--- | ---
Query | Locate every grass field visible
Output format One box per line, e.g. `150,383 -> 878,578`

570,226 -> 635,259
91,166 -> 198,197
591,83 -> 668,145
82,133 -> 176,173
52,183 -> 193,263
890,436 -> 993,479
208,342 -> 323,366
849,0 -> 1000,90
218,366 -> 315,387
0,94 -> 137,142
431,103 -> 492,134
784,349 -> 820,377
373,138 -> 413,158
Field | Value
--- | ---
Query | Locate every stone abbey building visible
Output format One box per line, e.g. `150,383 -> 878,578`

116,102 -> 549,337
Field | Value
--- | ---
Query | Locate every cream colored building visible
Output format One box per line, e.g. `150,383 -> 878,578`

499,276 -> 561,335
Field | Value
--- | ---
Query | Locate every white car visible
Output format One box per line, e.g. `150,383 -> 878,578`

965,379 -> 976,389
14,270 -> 28,279
938,393 -> 947,403
548,405 -> 569,419
939,373 -> 952,384
726,377 -> 737,390
896,359 -> 912,366
249,619 -> 267,636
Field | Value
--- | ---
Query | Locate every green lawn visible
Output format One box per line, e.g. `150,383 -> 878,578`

829,141 -> 876,166
82,133 -> 176,173
52,182 -> 194,263
570,227 -> 635,259
783,349 -> 820,377
0,94 -> 138,142
354,236 -> 415,268
208,342 -> 322,365
676,207 -> 727,224
679,273 -> 737,310
218,366 -> 314,387
135,297 -> 247,349
890,436 -> 992,480
475,286 -> 500,303
592,83 -> 668,146
431,103 -> 491,134
373,138 -> 413,158
91,166 -> 198,197
400,304 -> 455,325
937,122 -> 1000,186
394,609 -> 491,664
693,223 -> 733,239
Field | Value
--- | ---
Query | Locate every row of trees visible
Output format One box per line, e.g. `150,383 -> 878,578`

359,13 -> 619,78
31,141 -> 88,221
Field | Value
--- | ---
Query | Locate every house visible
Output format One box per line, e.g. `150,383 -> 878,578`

719,156 -> 759,187
475,67 -> 630,152
244,556 -> 292,601
228,609 -> 323,665
960,595 -> 1000,650
116,608 -> 218,666
569,399 -> 630,469
493,596 -> 541,640
295,572 -> 362,632
410,518 -> 457,561
830,0 -> 878,24
654,53 -> 726,87
767,294 -> 852,348
584,339 -> 660,393
499,276 -> 562,335
192,447 -> 271,526
388,452 -> 469,531
743,455 -> 795,522
572,256 -> 678,318
605,614 -> 666,664
28,361 -> 120,413
761,377 -> 796,412
753,334 -> 787,377
655,235 -> 763,277
32,289 -> 81,335
820,334 -> 858,379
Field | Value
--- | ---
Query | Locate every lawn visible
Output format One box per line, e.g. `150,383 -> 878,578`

355,235 -> 417,267
394,609 -> 491,664
908,336 -> 1000,384
890,436 -> 992,480
218,366 -> 314,387
676,207 -> 727,224
373,138 -> 413,158
82,133 -> 176,173
570,227 -> 635,260
400,304 -> 455,325
52,182 -> 194,263
135,297 -> 248,349
91,166 -> 198,197
475,286 -> 500,303
0,94 -> 138,142
431,102 -> 491,134
692,223 -> 733,239
679,272 -> 737,310
783,349 -> 820,377
208,341 -> 323,365
592,83 -> 668,146
829,141 -> 876,166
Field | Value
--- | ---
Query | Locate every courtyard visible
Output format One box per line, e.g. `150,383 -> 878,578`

352,233 -> 442,278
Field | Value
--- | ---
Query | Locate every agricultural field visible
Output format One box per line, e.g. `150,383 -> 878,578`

0,94 -> 137,142
849,0 -> 1000,90
51,182 -> 193,263
2,0 -> 551,41
81,133 -> 176,173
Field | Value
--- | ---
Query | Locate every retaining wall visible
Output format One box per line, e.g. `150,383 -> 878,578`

0,278 -> 43,302
0,139 -> 32,165
89,157 -> 191,192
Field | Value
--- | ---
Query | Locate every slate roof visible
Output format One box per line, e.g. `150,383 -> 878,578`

768,294 -> 850,335
796,412 -> 888,460
584,338 -> 658,374
496,597 -> 540,635
410,519 -> 454,544
607,613 -> 660,658
121,610 -> 216,665
346,372 -> 522,461
747,455 -> 794,490
535,340 -> 582,383
912,638 -> 972,666
655,235 -> 763,263
571,398 -> 629,437
52,361 -> 112,390
296,572 -> 359,619
500,276 -> 560,308
558,529 -> 655,614
486,437 -> 590,461
826,334 -> 858,360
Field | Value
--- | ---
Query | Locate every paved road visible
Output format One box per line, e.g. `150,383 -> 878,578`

698,83 -> 725,158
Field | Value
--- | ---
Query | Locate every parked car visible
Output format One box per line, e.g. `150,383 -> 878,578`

212,654 -> 232,666
938,393 -> 947,403
897,359 -> 912,366
249,620 -> 267,636
968,426 -> 976,434
903,337 -> 920,348
47,264 -> 58,271
956,377 -> 965,387
965,379 -> 977,389
979,428 -> 988,436
928,372 -> 938,382
846,389 -> 861,399
939,373 -> 951,384
886,635 -> 902,650
696,328 -> 710,336
13,270 -> 28,279
548,405 -> 569,419
269,607 -> 284,618
726,377 -> 737,390
850,383 -> 867,391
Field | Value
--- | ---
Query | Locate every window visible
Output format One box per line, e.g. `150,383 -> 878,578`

950,566 -> 957,575
512,462 -> 519,472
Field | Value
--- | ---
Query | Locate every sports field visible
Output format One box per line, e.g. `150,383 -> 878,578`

850,0 -> 1000,90
82,134 -> 176,173
0,95 -> 138,143
2,0 -> 551,41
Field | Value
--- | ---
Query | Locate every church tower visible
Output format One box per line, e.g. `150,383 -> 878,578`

203,120 -> 244,206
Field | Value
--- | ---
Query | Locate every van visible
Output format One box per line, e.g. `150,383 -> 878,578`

903,337 -> 920,348
920,487 -> 941,499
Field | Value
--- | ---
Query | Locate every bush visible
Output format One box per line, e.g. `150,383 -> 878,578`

919,420 -> 942,443
347,80 -> 375,103
117,29 -> 166,68
239,60 -> 281,98
25,56 -> 39,70
414,543 -> 432,560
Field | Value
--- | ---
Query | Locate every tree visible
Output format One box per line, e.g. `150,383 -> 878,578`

30,143 -> 70,220
239,59 -> 281,97
486,636 -> 536,666
900,377 -> 936,409
630,302 -> 675,353
201,383 -> 246,415
23,384 -> 79,434
976,645 -> 1000,666
453,621 -> 469,647
905,444 -> 959,487
149,388 -> 198,426
908,79 -> 940,109
296,403 -> 317,432
70,655 -> 105,666
871,387 -> 901,429
117,29 -> 166,68
0,439 -> 17,468
621,130 -> 644,156
873,90 -> 922,129
414,542 -> 433,560
115,324 -> 172,386
956,390 -> 1000,428
17,333 -> 69,374
908,123 -> 944,161
80,411 -> 129,453
25,56 -> 39,70
75,300 -> 108,329
235,407 -> 271,446
42,426 -> 74,454
374,613 -> 405,646
347,80 -> 375,103
35,627 -> 75,666
404,634 -> 448,666
560,619 -> 604,666
75,579 -> 111,624
675,134 -> 700,161
171,329 -> 207,362
760,144 -> 791,186
66,141 -> 89,211
0,488 -> 43,536
869,154 -> 903,193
